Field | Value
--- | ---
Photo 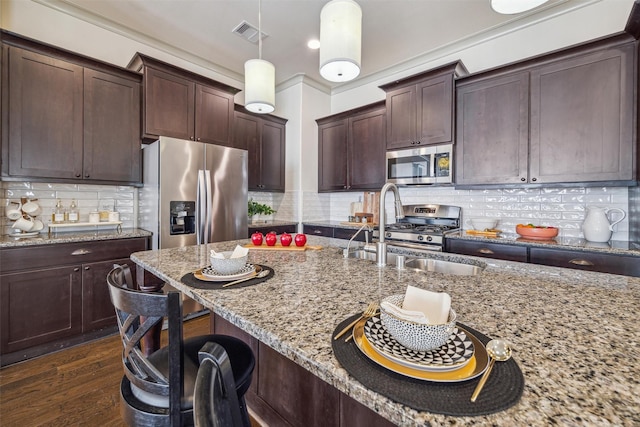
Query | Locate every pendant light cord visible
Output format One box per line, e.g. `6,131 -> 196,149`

258,0 -> 262,60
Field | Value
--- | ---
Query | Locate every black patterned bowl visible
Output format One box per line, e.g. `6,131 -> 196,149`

380,294 -> 456,352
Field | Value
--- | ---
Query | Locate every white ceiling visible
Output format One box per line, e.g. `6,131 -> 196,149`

50,0 -> 635,89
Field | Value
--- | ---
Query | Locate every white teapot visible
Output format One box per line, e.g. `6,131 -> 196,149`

582,206 -> 626,243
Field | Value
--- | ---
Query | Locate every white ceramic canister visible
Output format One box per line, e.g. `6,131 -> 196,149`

582,207 -> 626,243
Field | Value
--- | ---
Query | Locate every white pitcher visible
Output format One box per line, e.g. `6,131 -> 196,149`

582,207 -> 626,243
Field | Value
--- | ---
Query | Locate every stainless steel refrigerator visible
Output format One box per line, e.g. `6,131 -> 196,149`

140,136 -> 248,316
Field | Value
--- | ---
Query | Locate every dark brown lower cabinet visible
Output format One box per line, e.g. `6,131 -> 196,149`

212,314 -> 396,427
0,237 -> 147,365
445,239 -> 528,262
248,224 -> 297,236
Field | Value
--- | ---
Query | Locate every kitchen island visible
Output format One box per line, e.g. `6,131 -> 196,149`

131,236 -> 640,426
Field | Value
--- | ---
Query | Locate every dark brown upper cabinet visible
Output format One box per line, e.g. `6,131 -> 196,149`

1,31 -> 142,185
234,107 -> 287,192
128,53 -> 239,145
379,61 -> 467,150
316,102 -> 386,192
456,34 -> 637,187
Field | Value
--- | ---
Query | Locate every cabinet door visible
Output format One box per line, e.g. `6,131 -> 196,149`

529,43 -> 635,183
7,47 -> 83,179
455,72 -> 530,186
349,108 -> 386,190
417,73 -> 454,145
385,84 -> 416,150
318,119 -> 348,191
195,84 -> 234,146
143,66 -> 195,140
84,69 -> 141,183
82,257 -> 137,332
233,110 -> 259,151
530,247 -> 640,277
259,120 -> 286,192
1,266 -> 82,354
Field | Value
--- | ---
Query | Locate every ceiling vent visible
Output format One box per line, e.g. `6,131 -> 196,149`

232,20 -> 268,44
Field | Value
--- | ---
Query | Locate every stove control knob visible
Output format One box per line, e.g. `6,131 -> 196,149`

385,232 -> 392,238
417,235 -> 424,241
426,236 -> 433,242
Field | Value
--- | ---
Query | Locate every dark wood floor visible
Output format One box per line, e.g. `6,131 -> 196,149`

0,314 -> 252,426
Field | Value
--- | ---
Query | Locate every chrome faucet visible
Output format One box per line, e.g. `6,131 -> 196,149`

343,222 -> 372,258
376,182 -> 404,267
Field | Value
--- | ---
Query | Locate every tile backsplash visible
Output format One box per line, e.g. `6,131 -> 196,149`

326,186 -> 631,241
1,182 -> 136,235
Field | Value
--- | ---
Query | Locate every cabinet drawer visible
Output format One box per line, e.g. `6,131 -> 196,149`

0,238 -> 147,273
530,248 -> 640,277
303,225 -> 334,238
445,239 -> 528,262
249,224 -> 297,235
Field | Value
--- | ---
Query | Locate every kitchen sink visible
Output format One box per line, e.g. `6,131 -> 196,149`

404,258 -> 483,276
345,249 -> 483,276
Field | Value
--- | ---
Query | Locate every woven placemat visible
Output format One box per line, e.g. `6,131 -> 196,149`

180,264 -> 274,290
332,314 -> 524,416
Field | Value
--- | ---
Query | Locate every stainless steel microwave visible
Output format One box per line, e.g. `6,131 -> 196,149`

386,144 -> 453,185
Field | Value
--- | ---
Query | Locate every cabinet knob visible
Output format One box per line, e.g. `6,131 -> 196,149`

478,248 -> 494,254
74,267 -> 80,272
531,177 -> 537,182
197,138 -> 201,141
75,173 -> 81,178
520,177 -> 526,182
84,266 -> 90,271
85,174 -> 90,178
569,258 -> 594,266
190,136 -> 194,140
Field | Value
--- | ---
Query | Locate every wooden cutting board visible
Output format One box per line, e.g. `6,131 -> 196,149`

340,221 -> 378,227
465,229 -> 501,238
243,243 -> 322,251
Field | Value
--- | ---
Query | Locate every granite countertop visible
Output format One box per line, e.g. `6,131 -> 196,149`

131,236 -> 640,426
446,230 -> 640,256
0,228 -> 152,248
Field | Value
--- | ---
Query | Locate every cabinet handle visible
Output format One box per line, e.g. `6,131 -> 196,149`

85,174 -> 90,178
520,177 -> 526,182
313,230 -> 323,235
75,173 -> 81,178
478,248 -> 494,254
74,267 -> 80,272
84,266 -> 90,271
71,249 -> 92,255
531,177 -> 537,182
569,259 -> 594,266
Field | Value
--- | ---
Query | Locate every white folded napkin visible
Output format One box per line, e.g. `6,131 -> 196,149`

402,285 -> 451,325
230,245 -> 249,258
210,249 -> 225,259
381,300 -> 430,324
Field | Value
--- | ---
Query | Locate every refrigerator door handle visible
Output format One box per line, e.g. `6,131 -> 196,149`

204,169 -> 213,245
196,170 -> 207,245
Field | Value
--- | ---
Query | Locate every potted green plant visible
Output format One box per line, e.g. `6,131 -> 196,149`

248,199 -> 276,222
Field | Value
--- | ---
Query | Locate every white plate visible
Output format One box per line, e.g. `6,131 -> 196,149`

10,231 -> 41,238
363,316 -> 474,372
197,264 -> 255,281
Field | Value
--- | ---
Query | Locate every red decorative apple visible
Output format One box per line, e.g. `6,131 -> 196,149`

294,233 -> 307,247
251,232 -> 263,246
280,233 -> 292,246
265,233 -> 277,246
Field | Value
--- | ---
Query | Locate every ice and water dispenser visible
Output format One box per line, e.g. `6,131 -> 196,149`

169,201 -> 195,235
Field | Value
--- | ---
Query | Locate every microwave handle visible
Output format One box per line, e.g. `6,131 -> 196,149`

431,153 -> 437,178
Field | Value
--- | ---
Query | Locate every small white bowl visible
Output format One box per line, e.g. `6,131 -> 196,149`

380,294 -> 456,352
209,252 -> 248,275
466,218 -> 499,231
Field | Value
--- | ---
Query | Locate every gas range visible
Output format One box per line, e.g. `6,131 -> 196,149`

373,204 -> 461,251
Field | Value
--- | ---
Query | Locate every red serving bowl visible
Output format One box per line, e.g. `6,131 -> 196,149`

515,225 -> 558,240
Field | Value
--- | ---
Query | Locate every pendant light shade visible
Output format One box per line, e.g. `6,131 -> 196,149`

245,59 -> 275,114
245,0 -> 275,114
319,0 -> 362,82
491,0 -> 549,14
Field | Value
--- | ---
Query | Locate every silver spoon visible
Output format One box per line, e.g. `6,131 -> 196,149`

222,269 -> 269,287
470,339 -> 512,402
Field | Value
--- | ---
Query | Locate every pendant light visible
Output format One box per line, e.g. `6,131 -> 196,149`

491,0 -> 550,14
244,0 -> 275,114
319,0 -> 362,82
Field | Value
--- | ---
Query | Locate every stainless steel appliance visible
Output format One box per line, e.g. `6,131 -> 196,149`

386,144 -> 453,185
140,136 -> 248,317
373,204 -> 461,251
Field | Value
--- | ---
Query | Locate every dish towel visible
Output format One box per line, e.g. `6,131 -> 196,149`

402,285 -> 451,325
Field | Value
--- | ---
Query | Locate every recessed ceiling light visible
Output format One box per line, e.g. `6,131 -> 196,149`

491,0 -> 550,14
307,39 -> 320,49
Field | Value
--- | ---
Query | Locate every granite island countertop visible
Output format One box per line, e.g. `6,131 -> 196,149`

130,236 -> 640,426
0,228 -> 152,248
